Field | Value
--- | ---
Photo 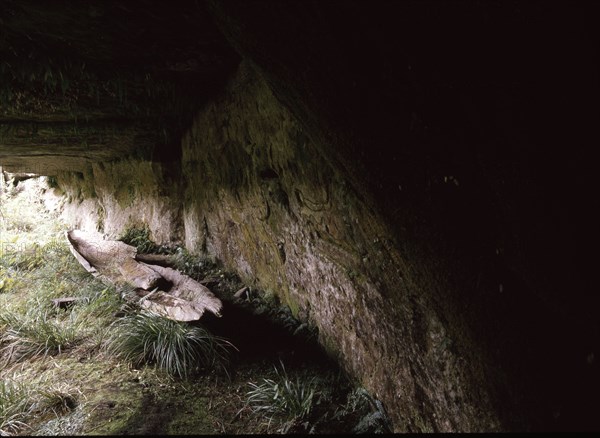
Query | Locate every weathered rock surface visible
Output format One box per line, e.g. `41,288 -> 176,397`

56,63 -> 504,432
1,1 -> 598,432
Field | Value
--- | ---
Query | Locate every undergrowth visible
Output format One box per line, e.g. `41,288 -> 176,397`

119,225 -> 171,254
107,313 -> 235,379
0,307 -> 82,364
0,176 -> 390,435
0,379 -> 31,436
0,179 -> 237,434
246,362 -> 322,433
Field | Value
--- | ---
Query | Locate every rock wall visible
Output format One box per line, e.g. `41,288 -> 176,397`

55,159 -> 182,244
53,62 -> 513,432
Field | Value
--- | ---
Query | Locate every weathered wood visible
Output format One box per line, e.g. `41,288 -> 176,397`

52,297 -> 80,309
134,253 -> 178,267
233,286 -> 249,299
65,229 -> 222,322
199,277 -> 220,286
142,263 -> 223,319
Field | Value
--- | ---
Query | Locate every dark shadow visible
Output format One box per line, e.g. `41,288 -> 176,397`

198,298 -> 336,374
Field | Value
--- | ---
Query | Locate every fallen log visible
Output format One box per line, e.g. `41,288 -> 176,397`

134,253 -> 178,267
65,229 -> 222,322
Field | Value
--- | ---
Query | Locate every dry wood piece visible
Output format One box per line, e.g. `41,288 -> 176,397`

142,263 -> 223,319
199,277 -> 220,286
233,286 -> 249,299
134,253 -> 178,267
65,229 -> 222,322
51,297 -> 80,309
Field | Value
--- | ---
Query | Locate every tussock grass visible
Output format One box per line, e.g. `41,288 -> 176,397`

0,376 -> 82,436
332,387 -> 393,434
107,313 -> 235,379
0,307 -> 82,364
33,383 -> 79,416
171,247 -> 219,281
246,362 -> 320,432
0,378 -> 32,436
0,176 -> 373,435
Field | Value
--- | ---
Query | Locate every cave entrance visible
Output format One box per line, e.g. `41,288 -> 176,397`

0,172 -> 389,435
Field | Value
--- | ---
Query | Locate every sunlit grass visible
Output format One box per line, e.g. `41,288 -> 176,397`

33,383 -> 79,416
0,306 -> 82,364
0,378 -> 32,436
0,374 -> 82,436
0,177 -> 128,433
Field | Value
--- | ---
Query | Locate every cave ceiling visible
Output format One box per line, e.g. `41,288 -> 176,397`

0,0 -> 240,172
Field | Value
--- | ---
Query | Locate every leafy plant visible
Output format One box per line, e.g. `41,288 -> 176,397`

0,307 -> 81,364
106,313 -> 235,379
0,378 -> 33,436
34,384 -> 78,416
119,226 -> 165,254
246,362 -> 320,432
332,387 -> 393,434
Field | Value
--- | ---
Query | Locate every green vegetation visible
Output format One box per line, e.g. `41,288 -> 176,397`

46,176 -> 59,189
0,176 -> 389,435
107,313 -> 235,379
0,379 -> 31,436
332,387 -> 393,434
119,225 -> 166,254
0,377 -> 81,436
0,179 -> 239,434
246,362 -> 320,433
0,307 -> 82,363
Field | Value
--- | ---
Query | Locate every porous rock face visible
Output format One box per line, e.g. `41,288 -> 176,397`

52,62 -> 502,432
2,1 -> 598,433
55,159 -> 182,244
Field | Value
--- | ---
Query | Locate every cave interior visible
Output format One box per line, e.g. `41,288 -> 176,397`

0,0 -> 598,432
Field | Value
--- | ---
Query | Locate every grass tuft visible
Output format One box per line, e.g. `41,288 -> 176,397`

246,362 -> 319,432
0,307 -> 81,364
34,384 -> 79,416
0,378 -> 33,436
332,387 -> 393,433
106,313 -> 235,379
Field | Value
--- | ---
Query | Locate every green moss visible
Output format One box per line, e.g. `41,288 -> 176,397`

119,225 -> 161,254
46,176 -> 59,189
165,392 -> 213,435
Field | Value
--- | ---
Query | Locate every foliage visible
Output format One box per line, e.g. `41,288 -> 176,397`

0,377 -> 81,436
246,362 -> 320,432
106,313 -> 235,379
0,378 -> 32,436
332,387 -> 393,434
45,176 -> 59,189
72,286 -> 125,322
0,307 -> 82,364
33,383 -> 79,416
172,247 -> 219,281
0,176 -> 374,435
0,269 -> 16,294
119,226 -> 164,254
